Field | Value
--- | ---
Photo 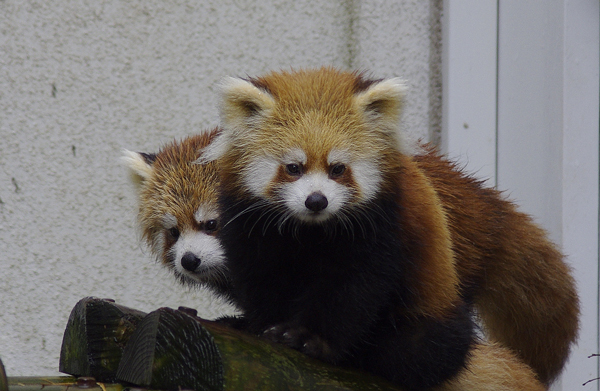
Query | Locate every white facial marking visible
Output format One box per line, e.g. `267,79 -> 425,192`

328,148 -> 382,202
161,213 -> 178,229
244,155 -> 279,197
194,205 -> 219,224
327,149 -> 351,165
243,149 -> 308,198
282,148 -> 307,165
169,230 -> 226,283
246,147 -> 382,223
150,233 -> 165,259
351,160 -> 382,201
282,172 -> 350,223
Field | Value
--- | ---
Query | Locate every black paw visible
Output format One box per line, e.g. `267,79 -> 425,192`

262,323 -> 336,362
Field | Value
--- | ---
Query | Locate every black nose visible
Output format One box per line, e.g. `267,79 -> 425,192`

305,192 -> 328,212
181,252 -> 201,271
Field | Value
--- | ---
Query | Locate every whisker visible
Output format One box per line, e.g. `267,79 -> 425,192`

222,200 -> 266,228
278,210 -> 298,237
261,200 -> 288,235
246,202 -> 276,236
253,208 -> 279,236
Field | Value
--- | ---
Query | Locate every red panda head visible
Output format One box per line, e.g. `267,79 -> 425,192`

202,67 -> 408,225
123,129 -> 228,287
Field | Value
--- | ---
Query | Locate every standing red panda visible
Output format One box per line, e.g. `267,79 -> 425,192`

200,67 -> 578,389
122,128 -> 232,299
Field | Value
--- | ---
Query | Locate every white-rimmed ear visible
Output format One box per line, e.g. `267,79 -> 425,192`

354,78 -> 408,152
199,77 -> 275,163
121,149 -> 155,187
220,77 -> 275,127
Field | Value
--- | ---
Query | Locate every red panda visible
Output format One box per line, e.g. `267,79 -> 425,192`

435,342 -> 545,391
122,128 -> 232,298
200,67 -> 578,389
122,119 -> 543,391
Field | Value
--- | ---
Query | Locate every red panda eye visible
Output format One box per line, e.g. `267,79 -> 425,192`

330,163 -> 346,178
285,163 -> 302,176
168,227 -> 180,239
205,220 -> 218,232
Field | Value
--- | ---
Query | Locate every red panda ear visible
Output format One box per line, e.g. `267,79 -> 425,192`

353,78 -> 408,152
121,150 -> 155,188
199,77 -> 275,163
220,77 -> 275,123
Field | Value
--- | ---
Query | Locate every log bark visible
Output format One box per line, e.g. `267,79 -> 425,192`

59,298 -> 401,391
117,307 -> 224,391
117,307 -> 402,391
59,297 -> 147,382
7,377 -> 124,391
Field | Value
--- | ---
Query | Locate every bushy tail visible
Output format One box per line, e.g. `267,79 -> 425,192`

436,342 -> 546,391
414,149 -> 580,385
474,210 -> 579,384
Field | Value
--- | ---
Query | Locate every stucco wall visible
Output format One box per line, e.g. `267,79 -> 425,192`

0,0 -> 442,375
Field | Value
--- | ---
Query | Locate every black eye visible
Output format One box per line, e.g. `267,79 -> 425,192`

285,163 -> 302,176
168,227 -> 180,239
330,163 -> 346,178
205,220 -> 218,232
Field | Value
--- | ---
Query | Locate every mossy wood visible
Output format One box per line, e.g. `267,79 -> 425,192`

116,306 -> 402,391
59,298 -> 401,391
59,297 -> 147,382
7,377 -> 124,391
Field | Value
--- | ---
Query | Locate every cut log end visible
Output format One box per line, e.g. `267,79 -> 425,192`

58,297 -> 147,382
116,307 -> 224,391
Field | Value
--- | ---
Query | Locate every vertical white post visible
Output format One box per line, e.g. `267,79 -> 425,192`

442,0 -> 498,185
496,1 -> 599,390
558,0 -> 599,389
496,2 -> 564,243
444,1 -> 599,389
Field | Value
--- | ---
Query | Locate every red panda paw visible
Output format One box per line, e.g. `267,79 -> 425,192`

262,323 -> 336,362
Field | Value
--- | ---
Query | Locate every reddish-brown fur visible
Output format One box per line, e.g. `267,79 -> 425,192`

413,148 -> 579,384
210,67 -> 577,388
394,153 -> 460,318
437,342 -> 546,391
135,129 -> 220,264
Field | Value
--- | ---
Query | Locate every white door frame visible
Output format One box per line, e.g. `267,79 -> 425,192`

442,1 -> 599,389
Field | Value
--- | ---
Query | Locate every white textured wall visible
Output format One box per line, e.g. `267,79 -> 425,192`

0,0 -> 442,375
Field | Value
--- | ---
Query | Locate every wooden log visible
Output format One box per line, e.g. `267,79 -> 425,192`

7,377 -> 123,391
59,297 -> 147,382
116,307 -> 224,391
117,307 -> 402,391
0,357 -> 7,391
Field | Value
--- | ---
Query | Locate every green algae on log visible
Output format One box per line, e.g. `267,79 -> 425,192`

117,307 -> 401,391
59,297 -> 147,382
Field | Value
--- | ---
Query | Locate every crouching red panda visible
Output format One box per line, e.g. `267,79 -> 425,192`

198,67 -> 577,389
120,126 -> 543,390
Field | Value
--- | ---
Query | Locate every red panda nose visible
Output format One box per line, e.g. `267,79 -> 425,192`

181,252 -> 201,271
305,192 -> 328,212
